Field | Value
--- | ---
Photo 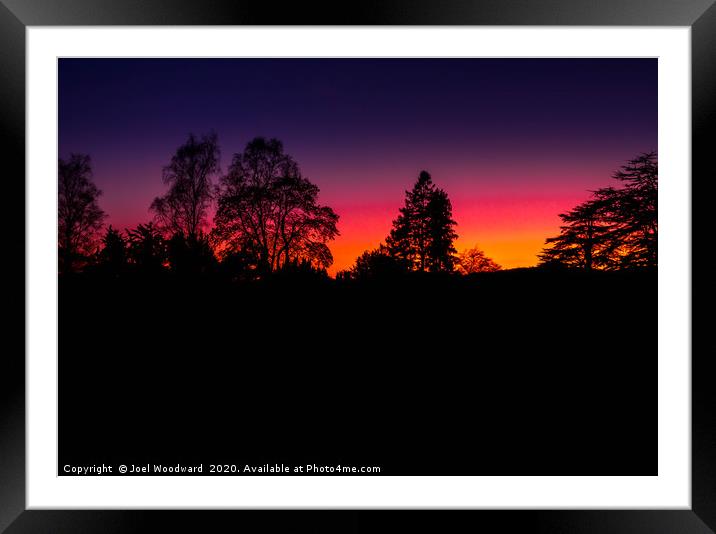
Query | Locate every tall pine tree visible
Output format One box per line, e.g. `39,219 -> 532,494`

386,171 -> 457,272
426,188 -> 458,272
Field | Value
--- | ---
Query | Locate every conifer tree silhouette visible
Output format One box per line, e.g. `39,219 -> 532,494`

386,171 -> 458,272
540,152 -> 657,269
97,225 -> 127,275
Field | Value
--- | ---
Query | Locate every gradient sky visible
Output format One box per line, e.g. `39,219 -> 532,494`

59,58 -> 657,274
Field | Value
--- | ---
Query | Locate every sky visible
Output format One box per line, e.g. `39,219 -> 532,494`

58,58 -> 657,274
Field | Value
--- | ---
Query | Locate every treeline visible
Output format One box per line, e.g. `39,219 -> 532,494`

58,132 -> 656,280
58,133 -> 499,280
59,134 -> 340,279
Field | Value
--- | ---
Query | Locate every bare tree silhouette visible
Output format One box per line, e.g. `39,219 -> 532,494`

150,132 -> 220,240
456,246 -> 501,274
213,137 -> 339,272
58,154 -> 106,274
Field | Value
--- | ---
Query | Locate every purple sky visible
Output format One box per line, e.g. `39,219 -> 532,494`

59,58 -> 657,272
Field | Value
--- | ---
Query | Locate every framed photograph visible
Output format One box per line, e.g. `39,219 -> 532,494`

4,0 -> 714,531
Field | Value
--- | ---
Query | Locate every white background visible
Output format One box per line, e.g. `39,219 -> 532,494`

27,27 -> 691,508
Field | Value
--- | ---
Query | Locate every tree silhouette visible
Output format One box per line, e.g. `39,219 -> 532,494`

539,199 -> 613,270
456,246 -> 501,274
539,152 -> 657,270
213,137 -> 339,272
346,244 -> 409,281
166,232 -> 217,275
97,226 -> 127,275
126,222 -> 167,273
386,171 -> 457,272
58,154 -> 106,274
150,132 -> 220,240
427,188 -> 458,272
595,151 -> 657,267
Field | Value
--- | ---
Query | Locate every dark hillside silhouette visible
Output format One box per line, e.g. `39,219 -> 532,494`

60,267 -> 656,475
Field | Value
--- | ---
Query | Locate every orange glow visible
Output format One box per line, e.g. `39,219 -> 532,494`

326,193 -> 587,276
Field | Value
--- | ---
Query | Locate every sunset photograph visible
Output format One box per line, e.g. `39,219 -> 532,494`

58,58 -> 657,476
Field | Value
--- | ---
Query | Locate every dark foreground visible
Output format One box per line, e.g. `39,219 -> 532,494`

59,268 -> 656,475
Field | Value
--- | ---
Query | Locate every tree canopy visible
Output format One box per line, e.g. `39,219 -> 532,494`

212,137 -> 339,272
342,244 -> 409,281
540,151 -> 657,270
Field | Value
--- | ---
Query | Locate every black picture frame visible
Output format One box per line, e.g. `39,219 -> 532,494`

2,1 -> 713,532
